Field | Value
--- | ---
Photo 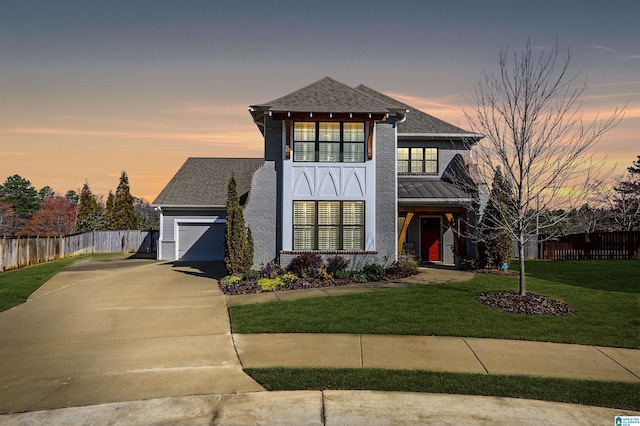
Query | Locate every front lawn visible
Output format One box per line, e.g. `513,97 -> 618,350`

229,260 -> 640,348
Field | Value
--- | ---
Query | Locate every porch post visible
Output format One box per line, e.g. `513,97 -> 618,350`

398,211 -> 414,255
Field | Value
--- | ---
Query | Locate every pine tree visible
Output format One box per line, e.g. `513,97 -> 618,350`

111,171 -> 136,230
0,174 -> 40,219
105,191 -> 115,230
223,174 -> 253,275
75,182 -> 106,233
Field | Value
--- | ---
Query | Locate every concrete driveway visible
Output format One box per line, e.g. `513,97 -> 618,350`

0,257 -> 262,414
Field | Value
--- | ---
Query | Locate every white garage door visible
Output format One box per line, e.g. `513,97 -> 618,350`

177,223 -> 225,261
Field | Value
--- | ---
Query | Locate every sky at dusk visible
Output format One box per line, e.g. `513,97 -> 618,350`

1,0 -> 638,201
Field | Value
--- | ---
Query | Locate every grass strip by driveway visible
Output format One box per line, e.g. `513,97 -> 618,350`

229,260 -> 640,348
246,368 -> 640,411
0,255 -> 109,312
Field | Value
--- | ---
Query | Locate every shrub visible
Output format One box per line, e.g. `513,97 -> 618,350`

256,277 -> 284,292
243,269 -> 260,280
334,269 -> 352,280
363,263 -> 385,278
280,272 -> 298,284
260,261 -> 282,279
287,252 -> 324,277
318,268 -> 332,280
326,256 -> 350,274
394,250 -> 420,275
220,275 -> 242,286
460,257 -> 478,271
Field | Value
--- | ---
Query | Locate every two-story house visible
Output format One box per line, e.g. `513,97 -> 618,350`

153,77 -> 482,267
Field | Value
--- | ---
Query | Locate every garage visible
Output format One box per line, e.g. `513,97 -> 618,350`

176,221 -> 225,261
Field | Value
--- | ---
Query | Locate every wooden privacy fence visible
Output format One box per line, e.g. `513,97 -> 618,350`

543,231 -> 640,260
0,230 -> 159,272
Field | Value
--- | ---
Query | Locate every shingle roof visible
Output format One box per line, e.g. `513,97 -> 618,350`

398,178 -> 472,201
152,158 -> 264,207
354,84 -> 473,135
252,77 -> 397,114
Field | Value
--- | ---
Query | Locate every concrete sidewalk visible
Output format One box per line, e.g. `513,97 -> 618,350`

234,333 -> 640,382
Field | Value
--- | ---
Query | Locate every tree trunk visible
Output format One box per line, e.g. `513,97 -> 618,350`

518,235 -> 526,296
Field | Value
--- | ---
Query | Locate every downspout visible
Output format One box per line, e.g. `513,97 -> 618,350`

156,206 -> 163,260
392,110 -> 409,128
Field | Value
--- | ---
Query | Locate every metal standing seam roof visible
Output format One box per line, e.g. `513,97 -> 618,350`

152,158 -> 264,207
397,178 -> 472,201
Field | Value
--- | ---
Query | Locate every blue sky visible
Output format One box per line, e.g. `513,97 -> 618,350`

1,0 -> 638,200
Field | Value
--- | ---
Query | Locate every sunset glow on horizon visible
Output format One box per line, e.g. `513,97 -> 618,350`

1,1 -> 638,202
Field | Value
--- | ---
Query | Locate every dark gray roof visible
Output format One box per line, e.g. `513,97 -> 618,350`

153,158 -> 264,207
398,178 -> 472,201
252,77 -> 398,114
354,84 -> 473,135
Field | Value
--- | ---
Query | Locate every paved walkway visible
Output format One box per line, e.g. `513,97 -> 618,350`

0,258 -> 638,424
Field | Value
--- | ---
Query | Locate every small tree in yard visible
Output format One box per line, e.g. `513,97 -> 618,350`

224,174 -> 253,275
464,39 -> 623,295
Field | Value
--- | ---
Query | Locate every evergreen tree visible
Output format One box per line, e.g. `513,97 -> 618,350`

111,171 -> 136,230
478,167 -> 514,269
75,182 -> 106,233
65,190 -> 80,205
223,174 -> 253,275
38,186 -> 55,203
105,191 -> 115,229
0,174 -> 40,219
245,227 -> 254,272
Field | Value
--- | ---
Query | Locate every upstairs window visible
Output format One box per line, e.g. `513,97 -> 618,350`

397,147 -> 438,174
294,122 -> 365,162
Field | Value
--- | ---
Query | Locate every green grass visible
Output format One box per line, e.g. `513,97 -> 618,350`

0,256 -> 90,312
246,368 -> 640,411
229,260 -> 640,348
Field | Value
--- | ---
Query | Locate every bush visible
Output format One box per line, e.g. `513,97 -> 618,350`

394,251 -> 420,275
256,277 -> 284,292
260,261 -> 282,279
363,263 -> 385,278
326,256 -> 350,274
243,269 -> 260,280
287,253 -> 324,277
460,257 -> 478,271
220,275 -> 242,286
280,272 -> 298,284
334,269 -> 353,280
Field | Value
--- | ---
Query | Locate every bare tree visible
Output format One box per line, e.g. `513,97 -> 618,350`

463,39 -> 624,295
599,172 -> 640,231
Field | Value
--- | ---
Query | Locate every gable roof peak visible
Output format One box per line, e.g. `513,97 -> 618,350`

251,76 -> 398,114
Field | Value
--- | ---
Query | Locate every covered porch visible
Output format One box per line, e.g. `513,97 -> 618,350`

397,206 -> 469,265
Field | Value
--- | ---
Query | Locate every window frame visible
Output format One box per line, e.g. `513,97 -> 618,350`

293,200 -> 365,251
293,121 -> 366,163
397,147 -> 438,175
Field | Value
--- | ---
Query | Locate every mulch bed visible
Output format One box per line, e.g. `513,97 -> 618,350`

475,291 -> 576,316
220,270 -> 416,296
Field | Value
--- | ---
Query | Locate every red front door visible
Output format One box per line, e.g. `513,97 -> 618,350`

421,217 -> 441,262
